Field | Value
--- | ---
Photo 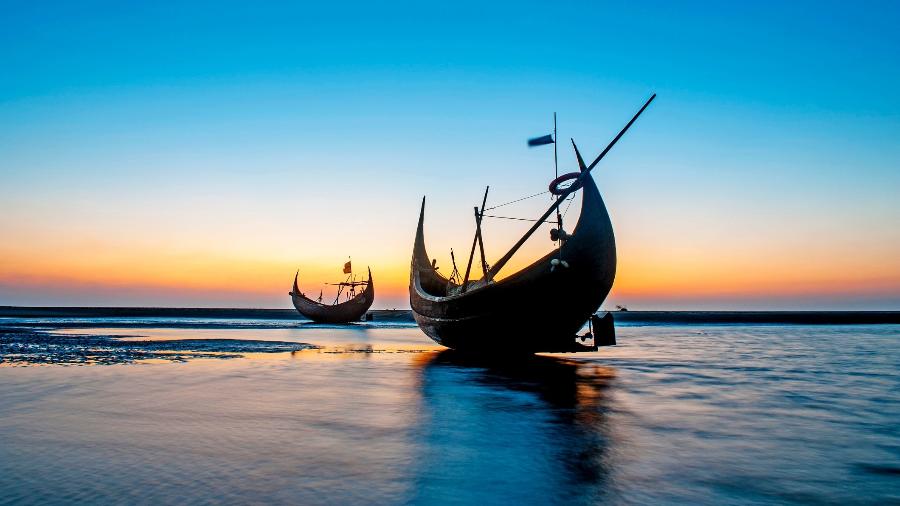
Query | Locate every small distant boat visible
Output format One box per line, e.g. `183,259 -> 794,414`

289,262 -> 374,323
409,95 -> 654,353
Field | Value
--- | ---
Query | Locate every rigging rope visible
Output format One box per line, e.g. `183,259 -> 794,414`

482,192 -> 574,224
483,191 -> 548,211
560,193 -> 577,218
482,214 -> 555,224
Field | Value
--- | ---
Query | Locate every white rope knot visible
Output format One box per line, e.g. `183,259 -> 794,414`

550,259 -> 570,272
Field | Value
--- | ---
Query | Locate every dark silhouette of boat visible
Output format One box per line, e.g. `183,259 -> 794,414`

290,267 -> 374,323
409,95 -> 654,353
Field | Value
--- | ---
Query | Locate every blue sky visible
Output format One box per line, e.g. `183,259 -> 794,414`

1,0 -> 898,309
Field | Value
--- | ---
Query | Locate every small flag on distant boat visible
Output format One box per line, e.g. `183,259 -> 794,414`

527,134 -> 555,147
343,261 -> 352,274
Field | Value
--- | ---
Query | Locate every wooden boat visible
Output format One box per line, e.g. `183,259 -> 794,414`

290,267 -> 374,323
410,175 -> 612,352
409,95 -> 654,353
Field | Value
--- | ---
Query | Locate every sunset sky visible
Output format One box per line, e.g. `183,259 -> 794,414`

2,1 -> 899,309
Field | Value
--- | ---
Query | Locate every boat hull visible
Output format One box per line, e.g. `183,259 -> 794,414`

291,269 -> 374,323
409,174 -> 615,353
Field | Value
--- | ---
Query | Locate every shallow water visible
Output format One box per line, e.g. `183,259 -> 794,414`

0,321 -> 898,504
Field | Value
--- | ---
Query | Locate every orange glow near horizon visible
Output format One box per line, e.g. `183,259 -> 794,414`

3,174 -> 900,310
2,102 -> 898,311
3,226 -> 898,309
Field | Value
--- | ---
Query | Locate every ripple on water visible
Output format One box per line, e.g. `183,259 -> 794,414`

0,320 -> 897,504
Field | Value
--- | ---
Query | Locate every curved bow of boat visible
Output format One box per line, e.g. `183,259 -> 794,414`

409,172 -> 616,351
413,172 -> 614,297
412,197 -> 458,297
362,267 -> 374,299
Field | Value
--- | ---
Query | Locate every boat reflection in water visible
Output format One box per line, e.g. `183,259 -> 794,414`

3,323 -> 898,503
411,351 -> 619,504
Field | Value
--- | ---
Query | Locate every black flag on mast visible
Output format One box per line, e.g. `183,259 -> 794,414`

527,134 -> 554,147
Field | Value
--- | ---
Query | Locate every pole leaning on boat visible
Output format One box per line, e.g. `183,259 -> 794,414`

409,95 -> 655,353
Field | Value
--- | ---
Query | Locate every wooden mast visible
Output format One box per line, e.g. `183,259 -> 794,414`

461,186 -> 490,292
477,208 -> 488,276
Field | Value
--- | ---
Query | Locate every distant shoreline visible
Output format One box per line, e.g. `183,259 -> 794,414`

1,306 -> 898,325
